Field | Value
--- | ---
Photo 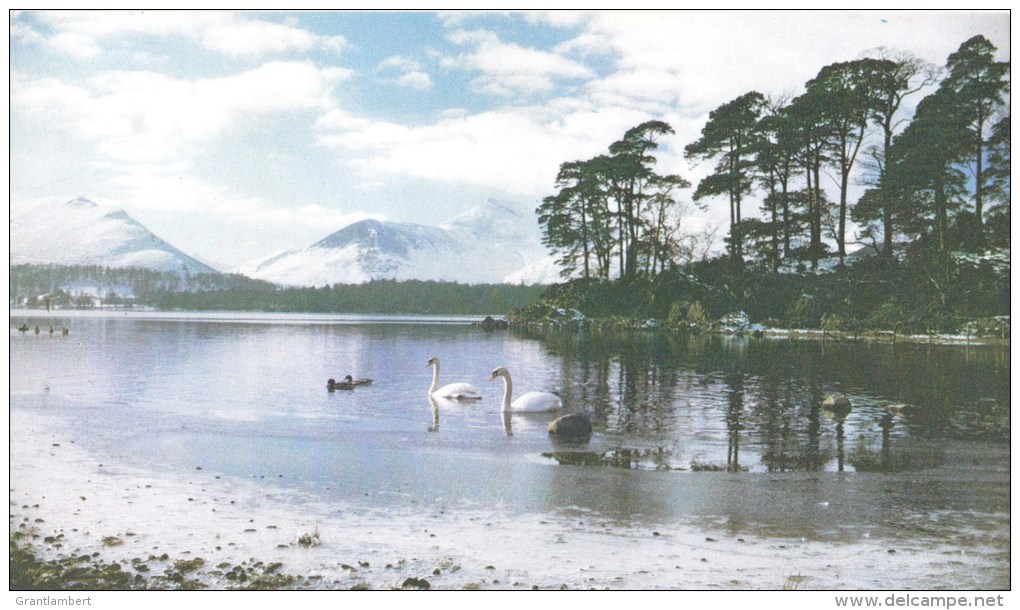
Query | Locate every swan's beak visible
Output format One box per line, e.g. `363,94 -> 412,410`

489,371 -> 498,380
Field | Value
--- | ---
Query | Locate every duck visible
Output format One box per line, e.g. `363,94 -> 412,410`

17,324 -> 29,333
343,375 -> 373,386
490,367 -> 562,413
327,378 -> 355,391
427,357 -> 483,400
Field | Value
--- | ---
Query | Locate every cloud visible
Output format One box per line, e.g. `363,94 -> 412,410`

378,55 -> 419,71
20,11 -> 348,59
576,11 -> 1010,115
397,71 -> 434,90
48,31 -> 102,59
11,61 -> 351,163
104,164 -> 384,230
441,27 -> 594,96
522,11 -> 593,28
316,99 -> 657,198
200,19 -> 318,57
377,55 -> 434,89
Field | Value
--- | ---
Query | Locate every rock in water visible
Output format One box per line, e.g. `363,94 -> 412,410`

548,413 -> 593,439
822,394 -> 852,422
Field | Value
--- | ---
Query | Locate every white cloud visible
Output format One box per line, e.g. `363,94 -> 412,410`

316,99 -> 655,198
442,27 -> 594,96
11,61 -> 350,163
378,55 -> 419,71
201,19 -> 319,56
377,56 -> 434,90
577,11 -> 1010,115
522,11 -> 593,28
22,11 -> 348,59
47,31 -> 102,58
397,71 -> 434,90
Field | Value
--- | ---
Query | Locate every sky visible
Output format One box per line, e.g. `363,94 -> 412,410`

8,10 -> 1011,269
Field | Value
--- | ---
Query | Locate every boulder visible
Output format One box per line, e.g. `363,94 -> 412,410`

822,394 -> 852,422
475,315 -> 509,330
548,413 -> 593,439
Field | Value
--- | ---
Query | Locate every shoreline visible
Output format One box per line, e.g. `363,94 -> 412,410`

11,307 -> 1010,348
9,406 -> 1010,591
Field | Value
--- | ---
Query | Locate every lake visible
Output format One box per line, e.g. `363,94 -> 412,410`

8,310 -> 1010,590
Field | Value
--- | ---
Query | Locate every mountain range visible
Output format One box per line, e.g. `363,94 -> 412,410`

235,200 -> 557,286
10,197 -> 562,286
10,197 -> 217,276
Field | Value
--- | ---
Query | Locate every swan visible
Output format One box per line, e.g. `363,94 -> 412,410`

490,367 -> 562,413
427,357 -> 482,400
343,374 -> 373,386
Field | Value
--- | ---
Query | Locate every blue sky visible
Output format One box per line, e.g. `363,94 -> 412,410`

9,10 -> 1010,268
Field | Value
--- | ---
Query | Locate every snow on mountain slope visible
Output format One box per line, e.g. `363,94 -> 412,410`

236,200 -> 557,286
10,197 -> 217,275
503,255 -> 566,285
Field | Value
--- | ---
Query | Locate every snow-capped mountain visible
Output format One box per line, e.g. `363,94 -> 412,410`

10,197 -> 217,275
236,200 -> 557,286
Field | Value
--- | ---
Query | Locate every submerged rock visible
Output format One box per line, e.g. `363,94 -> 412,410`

548,413 -> 593,439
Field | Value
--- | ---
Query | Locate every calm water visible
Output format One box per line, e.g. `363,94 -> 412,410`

9,310 -> 1010,586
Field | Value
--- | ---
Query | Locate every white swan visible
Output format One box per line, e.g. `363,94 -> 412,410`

427,357 -> 483,400
490,367 -> 562,413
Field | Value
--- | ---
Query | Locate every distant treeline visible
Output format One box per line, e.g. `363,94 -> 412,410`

149,279 -> 545,315
10,263 -> 544,316
10,264 -> 261,307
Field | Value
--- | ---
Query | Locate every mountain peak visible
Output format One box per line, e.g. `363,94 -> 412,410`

66,196 -> 98,208
11,197 -> 216,276
239,200 -> 554,286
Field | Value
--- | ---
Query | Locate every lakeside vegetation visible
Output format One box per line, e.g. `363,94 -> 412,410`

524,35 -> 1009,336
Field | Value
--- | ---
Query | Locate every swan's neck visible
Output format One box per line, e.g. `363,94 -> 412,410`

429,363 -> 440,395
500,373 -> 513,410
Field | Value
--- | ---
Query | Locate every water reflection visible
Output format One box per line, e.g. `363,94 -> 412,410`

524,329 -> 1009,474
428,398 -> 440,432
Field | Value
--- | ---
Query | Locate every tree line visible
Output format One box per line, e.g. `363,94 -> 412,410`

10,264 -> 543,316
149,279 -> 543,315
538,36 -> 1010,279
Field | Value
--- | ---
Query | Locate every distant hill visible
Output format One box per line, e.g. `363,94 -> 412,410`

235,200 -> 557,286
